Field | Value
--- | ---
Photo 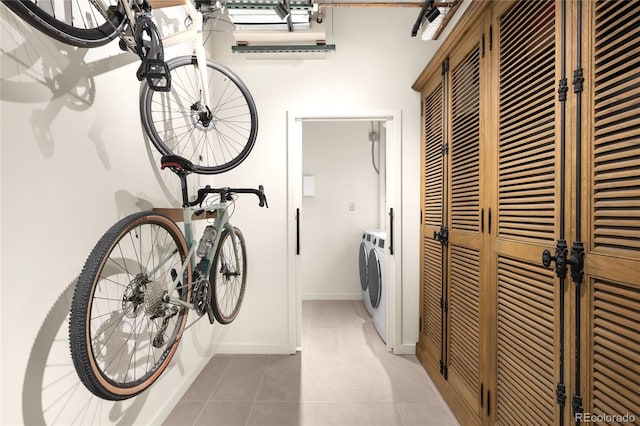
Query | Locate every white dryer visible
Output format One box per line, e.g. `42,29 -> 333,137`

367,230 -> 387,343
359,231 -> 374,317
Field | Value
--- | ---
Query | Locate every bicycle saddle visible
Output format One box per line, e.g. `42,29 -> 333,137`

160,155 -> 195,173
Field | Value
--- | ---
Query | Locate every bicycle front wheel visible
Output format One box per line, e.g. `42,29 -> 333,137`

140,56 -> 258,175
210,227 -> 247,324
69,212 -> 191,400
2,0 -> 127,48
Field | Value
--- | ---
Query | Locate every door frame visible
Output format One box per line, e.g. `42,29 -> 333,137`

286,108 -> 403,353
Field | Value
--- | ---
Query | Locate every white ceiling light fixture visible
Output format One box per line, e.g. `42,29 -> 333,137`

421,6 -> 446,40
410,0 -> 460,41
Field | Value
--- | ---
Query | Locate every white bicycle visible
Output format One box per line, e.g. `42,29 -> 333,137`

3,0 -> 258,174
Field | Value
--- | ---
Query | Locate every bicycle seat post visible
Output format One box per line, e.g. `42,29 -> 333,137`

160,155 -> 196,207
178,172 -> 190,208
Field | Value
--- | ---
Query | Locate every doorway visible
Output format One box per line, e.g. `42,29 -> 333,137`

301,120 -> 385,300
286,109 -> 402,353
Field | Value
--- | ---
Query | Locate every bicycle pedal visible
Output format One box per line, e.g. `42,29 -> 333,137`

206,304 -> 215,324
138,59 -> 172,92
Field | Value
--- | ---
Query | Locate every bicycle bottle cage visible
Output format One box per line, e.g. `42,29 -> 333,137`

134,15 -> 171,92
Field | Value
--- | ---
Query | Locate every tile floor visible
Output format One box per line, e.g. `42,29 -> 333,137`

163,300 -> 459,426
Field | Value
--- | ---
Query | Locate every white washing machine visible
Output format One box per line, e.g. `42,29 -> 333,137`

367,230 -> 387,343
359,231 -> 374,317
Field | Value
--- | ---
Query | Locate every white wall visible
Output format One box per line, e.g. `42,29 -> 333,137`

301,120 -> 381,300
1,2 -> 470,424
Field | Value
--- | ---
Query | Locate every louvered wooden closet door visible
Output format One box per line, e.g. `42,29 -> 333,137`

582,0 -> 640,419
492,1 -> 561,424
420,78 -> 446,364
446,30 -> 483,416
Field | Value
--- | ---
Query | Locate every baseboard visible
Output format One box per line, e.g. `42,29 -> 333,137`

302,293 -> 363,301
394,343 -> 417,355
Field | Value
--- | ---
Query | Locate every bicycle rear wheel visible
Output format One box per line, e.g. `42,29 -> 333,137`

69,212 -> 191,400
210,227 -> 247,324
2,0 -> 126,48
140,55 -> 258,175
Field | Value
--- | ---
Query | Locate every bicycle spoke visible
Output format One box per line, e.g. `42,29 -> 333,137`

142,57 -> 256,174
71,213 -> 189,399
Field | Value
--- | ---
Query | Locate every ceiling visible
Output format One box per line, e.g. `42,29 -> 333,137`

225,0 -> 459,53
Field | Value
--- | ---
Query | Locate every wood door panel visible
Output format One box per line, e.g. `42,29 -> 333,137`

450,47 -> 480,234
420,80 -> 445,363
493,0 -> 559,424
424,83 -> 444,229
590,0 -> 640,258
447,33 -> 483,416
449,246 -> 480,404
583,0 -> 640,420
497,0 -> 557,247
496,256 -> 556,426
590,279 -> 640,419
422,236 -> 443,360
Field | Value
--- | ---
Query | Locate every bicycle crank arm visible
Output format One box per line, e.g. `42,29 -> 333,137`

206,303 -> 215,325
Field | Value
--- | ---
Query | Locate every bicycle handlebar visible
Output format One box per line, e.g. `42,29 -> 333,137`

191,185 -> 269,209
159,155 -> 268,209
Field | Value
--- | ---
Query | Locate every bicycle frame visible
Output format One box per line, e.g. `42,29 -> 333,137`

149,199 -> 241,312
92,0 -> 211,108
160,0 -> 212,106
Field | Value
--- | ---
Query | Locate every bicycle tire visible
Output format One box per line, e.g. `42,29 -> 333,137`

210,227 -> 247,324
140,55 -> 258,175
69,211 -> 191,400
2,0 -> 126,48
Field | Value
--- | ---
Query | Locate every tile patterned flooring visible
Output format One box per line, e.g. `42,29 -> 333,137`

163,300 -> 459,426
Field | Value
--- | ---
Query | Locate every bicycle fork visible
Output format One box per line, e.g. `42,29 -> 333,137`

186,0 -> 212,119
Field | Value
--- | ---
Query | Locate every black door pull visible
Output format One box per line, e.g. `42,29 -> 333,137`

296,208 -> 300,255
389,208 -> 395,255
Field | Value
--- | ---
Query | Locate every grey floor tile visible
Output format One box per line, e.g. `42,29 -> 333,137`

166,301 -> 460,426
246,402 -> 302,426
351,300 -> 371,321
210,355 -> 270,401
395,402 -> 460,426
194,401 -> 253,426
304,327 -> 341,357
182,355 -> 235,401
340,355 -> 395,403
377,353 -> 440,403
308,301 -> 339,329
163,400 -> 205,426
348,402 -> 403,426
302,301 -> 313,331
256,354 -> 302,402
299,402 -> 351,426
300,356 -> 348,402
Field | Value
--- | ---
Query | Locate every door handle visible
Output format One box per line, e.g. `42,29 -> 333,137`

296,208 -> 300,255
389,208 -> 394,255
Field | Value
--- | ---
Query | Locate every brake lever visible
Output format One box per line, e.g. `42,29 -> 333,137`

259,185 -> 268,208
195,185 -> 212,207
